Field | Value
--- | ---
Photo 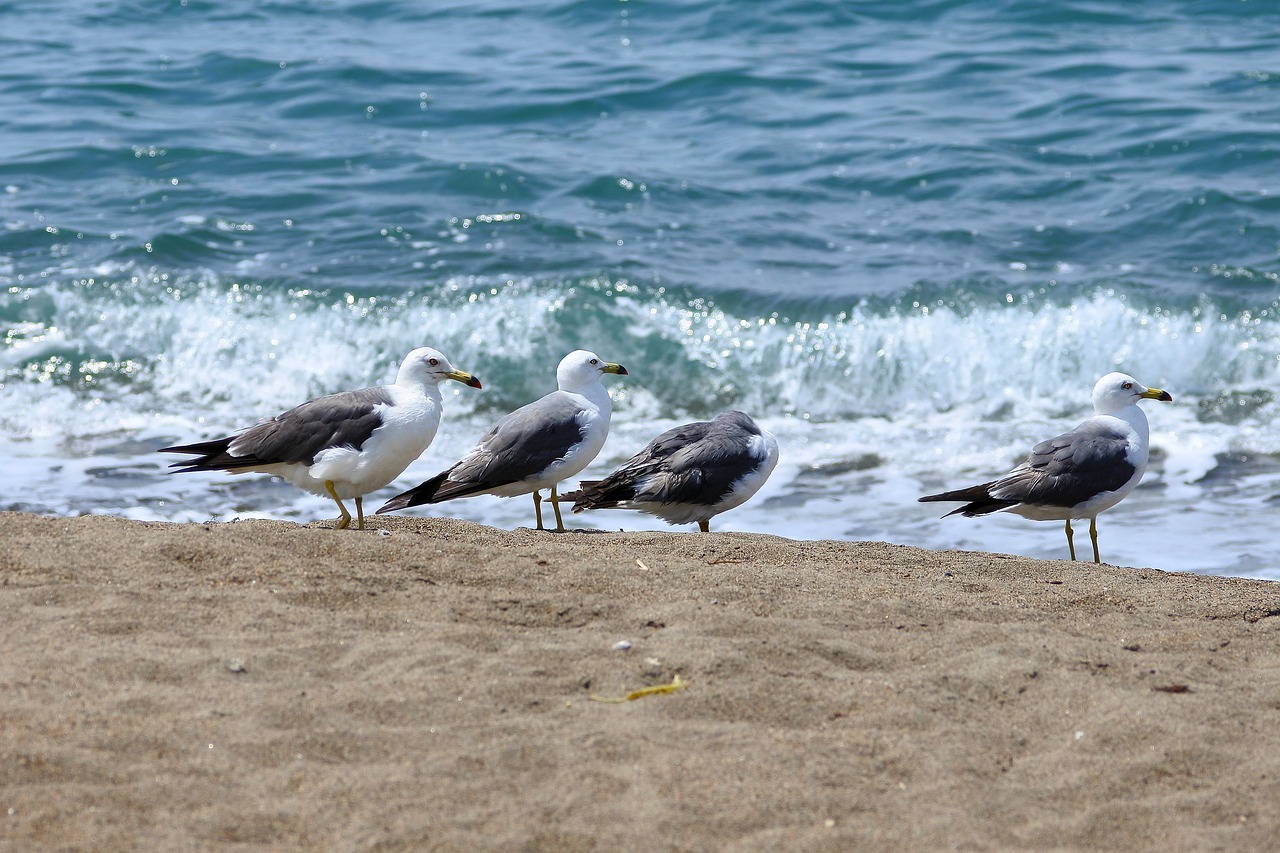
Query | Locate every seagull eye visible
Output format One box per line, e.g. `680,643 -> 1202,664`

428,358 -> 439,366
1122,382 -> 1132,389
590,358 -> 599,364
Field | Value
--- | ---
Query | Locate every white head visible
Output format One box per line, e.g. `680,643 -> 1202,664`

555,349 -> 628,392
397,347 -> 482,390
1091,372 -> 1172,415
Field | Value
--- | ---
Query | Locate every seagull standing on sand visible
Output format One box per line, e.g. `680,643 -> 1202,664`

568,411 -> 779,532
377,350 -> 628,532
919,372 -> 1173,563
159,347 -> 481,530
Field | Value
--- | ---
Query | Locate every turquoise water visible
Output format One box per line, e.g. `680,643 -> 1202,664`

2,0 -> 1278,577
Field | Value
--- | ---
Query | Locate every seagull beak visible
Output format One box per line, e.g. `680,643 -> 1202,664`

601,362 -> 628,376
448,370 -> 483,389
1141,386 -> 1172,402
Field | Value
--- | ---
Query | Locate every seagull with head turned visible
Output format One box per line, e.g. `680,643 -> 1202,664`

568,410 -> 779,533
377,349 -> 628,531
159,347 -> 481,530
918,372 -> 1172,563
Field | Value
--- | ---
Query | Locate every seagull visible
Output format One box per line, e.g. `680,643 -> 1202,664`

567,411 -> 779,532
376,349 -> 628,531
918,372 -> 1172,563
159,347 -> 481,530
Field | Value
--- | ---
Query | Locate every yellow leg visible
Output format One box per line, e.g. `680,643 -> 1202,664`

355,496 -> 365,531
1089,517 -> 1101,564
698,520 -> 709,533
532,490 -> 544,531
1064,519 -> 1076,561
325,481 -> 352,530
550,484 -> 565,533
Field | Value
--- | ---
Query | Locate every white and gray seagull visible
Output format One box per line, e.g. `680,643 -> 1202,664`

159,347 -> 481,530
376,349 -> 628,531
919,372 -> 1172,563
568,410 -> 779,532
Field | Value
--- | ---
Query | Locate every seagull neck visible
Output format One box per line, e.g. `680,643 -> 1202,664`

1106,404 -> 1150,442
396,375 -> 445,402
560,380 -> 612,411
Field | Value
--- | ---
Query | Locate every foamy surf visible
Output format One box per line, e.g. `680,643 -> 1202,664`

3,274 -> 1276,578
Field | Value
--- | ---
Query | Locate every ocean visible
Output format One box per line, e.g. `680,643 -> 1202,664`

2,0 -> 1277,579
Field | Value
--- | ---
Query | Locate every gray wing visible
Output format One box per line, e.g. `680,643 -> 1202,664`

161,386 -> 394,471
230,387 -> 392,466
437,392 -> 589,494
989,420 -> 1136,508
575,411 -> 766,508
571,420 -> 714,508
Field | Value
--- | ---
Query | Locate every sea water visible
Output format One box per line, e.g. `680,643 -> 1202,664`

2,0 -> 1277,578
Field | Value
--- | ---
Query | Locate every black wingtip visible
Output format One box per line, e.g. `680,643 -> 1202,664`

156,436 -> 241,472
564,480 -> 604,513
156,443 -> 204,457
919,483 -> 1019,518
376,471 -> 448,514
918,495 -> 957,518
375,496 -> 410,515
375,488 -> 420,514
918,492 -> 961,504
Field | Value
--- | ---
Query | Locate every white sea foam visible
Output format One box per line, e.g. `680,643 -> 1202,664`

2,278 -> 1278,578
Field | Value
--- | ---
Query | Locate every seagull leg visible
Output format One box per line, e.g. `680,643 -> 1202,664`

532,490 -> 545,530
355,496 -> 365,531
550,484 -> 566,533
1064,519 -> 1076,561
698,520 -> 710,533
325,481 -> 352,530
1089,517 -> 1101,564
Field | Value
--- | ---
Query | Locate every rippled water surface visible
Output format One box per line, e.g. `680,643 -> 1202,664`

2,1 -> 1278,577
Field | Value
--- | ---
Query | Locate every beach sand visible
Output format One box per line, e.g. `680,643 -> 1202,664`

2,511 -> 1278,851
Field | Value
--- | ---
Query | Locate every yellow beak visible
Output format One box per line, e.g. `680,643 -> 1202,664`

447,370 -> 483,389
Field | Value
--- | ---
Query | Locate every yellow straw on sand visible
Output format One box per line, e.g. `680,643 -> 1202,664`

590,675 -> 686,703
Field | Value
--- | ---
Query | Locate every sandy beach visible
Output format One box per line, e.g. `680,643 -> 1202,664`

2,511 -> 1278,851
